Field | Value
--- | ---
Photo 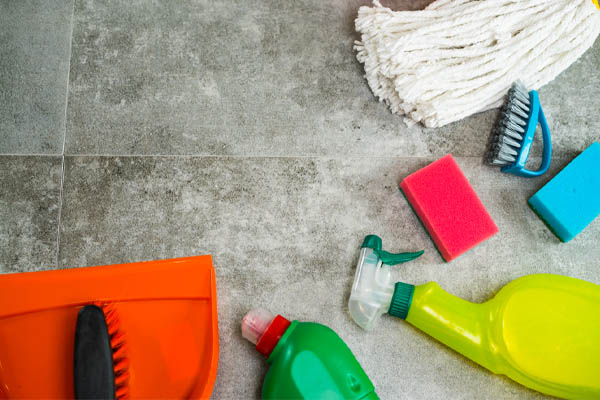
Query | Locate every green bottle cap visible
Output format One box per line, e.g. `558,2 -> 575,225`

388,282 -> 415,320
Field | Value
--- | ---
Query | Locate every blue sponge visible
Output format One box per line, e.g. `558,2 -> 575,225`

529,142 -> 600,242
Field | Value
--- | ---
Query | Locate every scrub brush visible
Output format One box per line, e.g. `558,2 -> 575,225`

486,81 -> 552,177
74,303 -> 129,400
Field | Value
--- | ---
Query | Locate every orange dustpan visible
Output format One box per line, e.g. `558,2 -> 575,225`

0,256 -> 218,399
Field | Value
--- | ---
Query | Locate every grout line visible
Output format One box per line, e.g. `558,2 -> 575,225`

57,153 -> 572,161
55,0 -> 76,269
55,157 -> 65,269
0,153 -> 572,161
62,153 -> 460,158
0,153 -> 573,161
0,153 -> 64,157
62,0 -> 76,157
61,153 -> 483,160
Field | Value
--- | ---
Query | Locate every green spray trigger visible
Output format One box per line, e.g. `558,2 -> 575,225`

377,249 -> 424,265
360,234 -> 424,266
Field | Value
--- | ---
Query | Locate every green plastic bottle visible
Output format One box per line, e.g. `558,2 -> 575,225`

349,235 -> 600,399
242,308 -> 378,399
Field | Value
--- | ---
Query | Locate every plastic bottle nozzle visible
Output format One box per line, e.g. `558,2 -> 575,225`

242,308 -> 275,345
242,308 -> 291,357
349,235 -> 423,330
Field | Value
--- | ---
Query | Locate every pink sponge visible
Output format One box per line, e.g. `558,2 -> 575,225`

400,155 -> 498,262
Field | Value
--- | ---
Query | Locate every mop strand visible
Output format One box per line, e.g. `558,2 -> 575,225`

355,0 -> 600,128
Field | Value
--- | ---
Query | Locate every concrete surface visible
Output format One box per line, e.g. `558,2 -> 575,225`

0,156 -> 62,273
0,0 -> 74,154
1,0 -> 599,399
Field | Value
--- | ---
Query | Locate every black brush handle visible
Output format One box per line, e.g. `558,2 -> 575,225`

74,305 -> 116,399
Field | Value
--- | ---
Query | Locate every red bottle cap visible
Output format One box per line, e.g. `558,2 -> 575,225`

256,315 -> 291,357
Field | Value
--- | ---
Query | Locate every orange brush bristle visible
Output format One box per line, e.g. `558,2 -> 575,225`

95,303 -> 130,400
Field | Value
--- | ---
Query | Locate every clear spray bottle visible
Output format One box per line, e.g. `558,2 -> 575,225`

349,235 -> 600,399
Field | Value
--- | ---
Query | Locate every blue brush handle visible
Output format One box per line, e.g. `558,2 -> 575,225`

532,105 -> 552,175
501,90 -> 552,178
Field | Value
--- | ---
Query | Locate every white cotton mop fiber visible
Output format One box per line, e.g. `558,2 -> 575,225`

355,0 -> 600,128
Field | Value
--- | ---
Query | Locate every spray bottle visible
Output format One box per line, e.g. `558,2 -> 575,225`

242,308 -> 378,399
349,235 -> 600,399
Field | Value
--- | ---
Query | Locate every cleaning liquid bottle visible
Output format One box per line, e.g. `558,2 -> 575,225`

241,308 -> 378,399
349,235 -> 600,400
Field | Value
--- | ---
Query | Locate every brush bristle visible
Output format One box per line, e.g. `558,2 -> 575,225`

95,302 -> 130,400
487,81 -> 531,166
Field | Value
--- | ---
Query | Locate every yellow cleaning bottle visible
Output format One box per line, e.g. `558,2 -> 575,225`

349,235 -> 600,399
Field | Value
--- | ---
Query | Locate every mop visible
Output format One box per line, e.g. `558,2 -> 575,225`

355,0 -> 600,128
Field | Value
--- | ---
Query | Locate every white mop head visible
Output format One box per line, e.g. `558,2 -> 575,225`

355,0 -> 600,128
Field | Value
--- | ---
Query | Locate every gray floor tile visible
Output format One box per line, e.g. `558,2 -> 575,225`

65,0 -> 599,158
65,0 -> 426,156
0,156 -> 62,272
0,0 -> 74,154
58,155 -> 598,399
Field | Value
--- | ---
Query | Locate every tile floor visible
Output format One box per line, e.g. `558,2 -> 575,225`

1,0 -> 599,398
